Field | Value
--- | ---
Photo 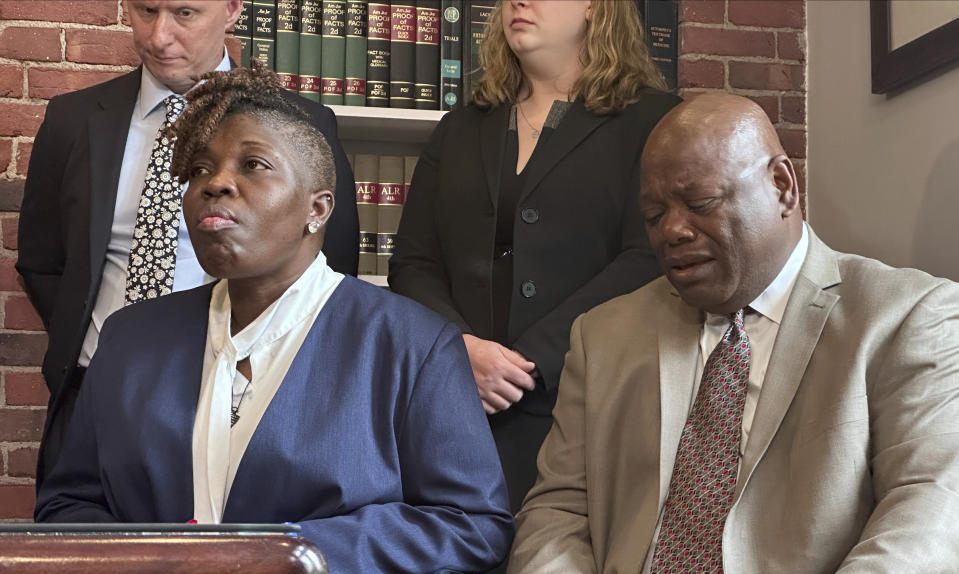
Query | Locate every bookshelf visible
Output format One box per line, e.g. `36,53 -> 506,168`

330,106 -> 446,155
330,107 -> 445,286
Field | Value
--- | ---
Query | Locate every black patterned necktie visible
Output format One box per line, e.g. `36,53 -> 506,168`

124,95 -> 185,305
652,309 -> 751,574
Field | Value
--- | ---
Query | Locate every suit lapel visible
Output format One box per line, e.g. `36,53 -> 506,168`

88,68 -> 141,277
735,231 -> 842,500
479,105 -> 509,207
518,101 -> 608,204
657,291 -> 703,497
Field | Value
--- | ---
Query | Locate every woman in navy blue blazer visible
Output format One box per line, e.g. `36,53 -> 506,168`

36,64 -> 512,574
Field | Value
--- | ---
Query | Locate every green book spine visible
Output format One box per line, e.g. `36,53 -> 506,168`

276,0 -> 301,90
414,0 -> 440,110
235,1 -> 253,67
465,1 -> 494,103
366,2 -> 391,107
344,0 -> 368,106
252,0 -> 277,70
354,154 -> 379,275
389,0 -> 416,109
298,0 -> 323,101
321,0 -> 347,105
377,155 -> 405,275
440,0 -> 462,110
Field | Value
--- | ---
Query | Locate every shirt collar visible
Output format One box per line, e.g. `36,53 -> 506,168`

702,223 -> 809,327
135,48 -> 231,119
747,223 -> 809,325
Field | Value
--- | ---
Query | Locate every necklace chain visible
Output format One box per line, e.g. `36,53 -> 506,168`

230,372 -> 254,427
517,101 -> 541,139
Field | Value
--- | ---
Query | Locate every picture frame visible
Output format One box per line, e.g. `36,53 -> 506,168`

870,0 -> 959,94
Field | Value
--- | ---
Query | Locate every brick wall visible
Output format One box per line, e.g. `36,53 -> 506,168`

678,0 -> 807,209
0,0 -> 807,520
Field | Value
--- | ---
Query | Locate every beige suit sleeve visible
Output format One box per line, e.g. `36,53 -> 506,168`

508,315 -> 597,574
837,281 -> 959,572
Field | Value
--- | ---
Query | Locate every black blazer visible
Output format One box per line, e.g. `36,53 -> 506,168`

16,67 -> 358,397
389,90 -> 681,407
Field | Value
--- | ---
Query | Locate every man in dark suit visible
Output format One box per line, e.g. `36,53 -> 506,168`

16,0 -> 358,486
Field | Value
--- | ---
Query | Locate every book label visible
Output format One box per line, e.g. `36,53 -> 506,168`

378,183 -> 406,206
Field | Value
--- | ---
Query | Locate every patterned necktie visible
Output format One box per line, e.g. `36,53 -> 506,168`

652,309 -> 751,574
125,95 -> 186,305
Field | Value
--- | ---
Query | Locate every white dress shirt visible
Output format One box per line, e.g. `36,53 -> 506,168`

79,51 -> 231,367
641,223 -> 810,573
192,253 -> 344,523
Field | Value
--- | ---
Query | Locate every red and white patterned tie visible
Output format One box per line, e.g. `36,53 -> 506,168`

124,95 -> 185,305
652,309 -> 751,574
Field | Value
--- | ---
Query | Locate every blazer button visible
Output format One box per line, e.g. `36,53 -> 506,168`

521,280 -> 537,299
521,208 -> 539,224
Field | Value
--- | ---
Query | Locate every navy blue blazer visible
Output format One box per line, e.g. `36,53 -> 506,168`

36,277 -> 513,573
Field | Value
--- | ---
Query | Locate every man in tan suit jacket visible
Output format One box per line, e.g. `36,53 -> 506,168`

508,94 -> 959,573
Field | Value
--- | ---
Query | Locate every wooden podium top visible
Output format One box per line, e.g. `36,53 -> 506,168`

0,531 -> 328,573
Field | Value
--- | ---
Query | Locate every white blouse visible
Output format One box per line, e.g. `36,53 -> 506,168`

191,253 -> 343,523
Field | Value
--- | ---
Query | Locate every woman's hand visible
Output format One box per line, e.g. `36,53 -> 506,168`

462,334 -> 536,414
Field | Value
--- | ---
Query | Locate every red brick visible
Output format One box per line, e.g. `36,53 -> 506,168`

0,333 -> 47,366
679,0 -> 724,24
782,94 -> 805,124
0,408 -> 44,441
0,0 -> 118,26
0,140 -> 10,174
748,95 -> 779,124
682,27 -> 775,58
728,61 -> 804,91
6,296 -> 44,331
0,64 -> 22,98
678,58 -> 724,89
0,103 -> 46,138
0,27 -> 62,63
7,447 -> 39,478
1,215 -> 17,250
729,0 -> 804,29
66,28 -> 138,66
0,485 -> 35,519
778,31 -> 805,61
0,179 -> 24,212
226,36 -> 241,64
778,128 -> 806,159
16,142 -> 32,177
5,372 -> 49,407
0,255 -> 21,291
28,68 -> 125,100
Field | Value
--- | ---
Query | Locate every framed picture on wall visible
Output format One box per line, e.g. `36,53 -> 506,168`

870,0 -> 959,94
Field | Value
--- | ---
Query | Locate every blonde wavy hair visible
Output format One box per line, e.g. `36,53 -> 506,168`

472,0 -> 667,115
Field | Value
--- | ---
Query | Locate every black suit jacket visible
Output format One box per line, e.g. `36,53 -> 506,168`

389,90 -> 680,411
16,67 -> 358,399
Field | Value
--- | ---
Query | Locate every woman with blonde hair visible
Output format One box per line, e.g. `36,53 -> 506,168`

390,0 -> 680,522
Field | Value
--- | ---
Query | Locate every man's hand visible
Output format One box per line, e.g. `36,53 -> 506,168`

463,334 -> 536,414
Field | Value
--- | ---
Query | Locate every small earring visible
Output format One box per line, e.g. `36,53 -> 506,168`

307,221 -> 320,234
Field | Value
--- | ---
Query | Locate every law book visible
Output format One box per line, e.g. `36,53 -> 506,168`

376,155 -> 405,275
298,0 -> 323,101
251,0 -> 277,70
235,1 -> 253,67
366,2 -> 391,107
414,0 -> 440,110
389,0 -> 416,109
276,0 -> 300,90
637,0 -> 678,92
345,0 -> 368,106
464,1 -> 494,104
321,0 -> 347,104
439,0 -> 463,110
354,154 -> 379,275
